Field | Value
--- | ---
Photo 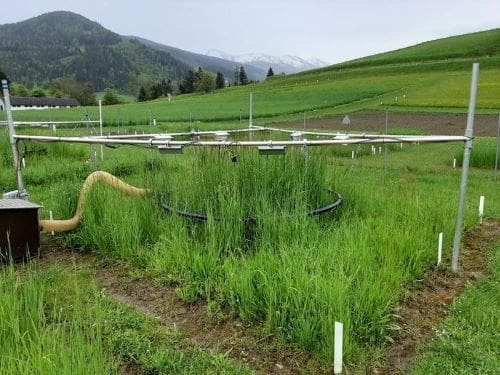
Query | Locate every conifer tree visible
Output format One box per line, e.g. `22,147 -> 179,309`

266,67 -> 274,77
215,72 -> 225,89
138,86 -> 148,101
239,66 -> 249,85
180,70 -> 196,93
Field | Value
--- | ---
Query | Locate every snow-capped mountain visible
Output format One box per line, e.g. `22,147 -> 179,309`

206,50 -> 329,75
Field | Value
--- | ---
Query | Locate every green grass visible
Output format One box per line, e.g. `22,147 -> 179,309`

410,242 -> 500,374
0,264 -> 250,374
318,29 -> 500,70
0,265 -> 116,373
2,118 -> 499,371
454,137 -> 499,168
15,137 -> 493,369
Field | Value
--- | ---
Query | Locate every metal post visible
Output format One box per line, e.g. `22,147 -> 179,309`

249,93 -> 253,128
99,100 -> 103,161
494,113 -> 499,181
2,80 -> 25,197
452,63 -> 480,272
384,110 -> 388,172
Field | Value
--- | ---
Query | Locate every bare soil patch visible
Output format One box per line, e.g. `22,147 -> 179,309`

282,111 -> 498,136
375,220 -> 500,374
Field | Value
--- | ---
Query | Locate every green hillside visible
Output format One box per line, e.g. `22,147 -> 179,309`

5,29 -> 500,124
0,11 -> 191,92
323,28 -> 500,70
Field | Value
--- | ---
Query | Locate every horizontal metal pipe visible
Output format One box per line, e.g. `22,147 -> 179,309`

0,120 -> 101,125
261,126 -> 461,139
90,127 -> 267,139
14,134 -> 468,147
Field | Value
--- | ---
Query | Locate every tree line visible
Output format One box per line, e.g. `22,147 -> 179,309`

138,79 -> 173,102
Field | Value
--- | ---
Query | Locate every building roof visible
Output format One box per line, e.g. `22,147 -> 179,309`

9,96 -> 80,107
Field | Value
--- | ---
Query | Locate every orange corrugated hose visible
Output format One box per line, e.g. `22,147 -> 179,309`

39,171 -> 149,233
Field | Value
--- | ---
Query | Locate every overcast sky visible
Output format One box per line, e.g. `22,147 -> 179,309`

1,0 -> 499,64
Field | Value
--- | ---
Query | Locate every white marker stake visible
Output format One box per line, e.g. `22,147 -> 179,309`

437,232 -> 443,266
400,142 -> 403,149
334,322 -> 343,374
379,146 -> 382,154
479,196 -> 485,224
453,158 -> 457,168
351,150 -> 355,159
22,157 -> 26,169
49,211 -> 54,235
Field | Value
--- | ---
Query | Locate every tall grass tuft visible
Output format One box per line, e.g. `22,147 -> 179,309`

69,146 -> 467,364
0,266 -> 117,373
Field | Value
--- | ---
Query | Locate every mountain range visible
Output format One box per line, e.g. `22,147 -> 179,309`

206,50 -> 328,75
0,11 -> 326,93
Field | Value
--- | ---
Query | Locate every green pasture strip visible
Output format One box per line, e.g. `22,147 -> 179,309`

410,242 -> 500,375
0,265 -> 250,374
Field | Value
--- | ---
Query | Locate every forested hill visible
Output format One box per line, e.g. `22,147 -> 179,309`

0,11 -> 191,92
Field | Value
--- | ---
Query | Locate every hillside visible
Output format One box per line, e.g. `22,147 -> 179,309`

0,11 -> 191,92
0,11 -> 325,94
320,28 -> 500,72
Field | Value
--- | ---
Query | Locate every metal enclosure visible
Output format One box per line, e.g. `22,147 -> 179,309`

0,199 -> 41,262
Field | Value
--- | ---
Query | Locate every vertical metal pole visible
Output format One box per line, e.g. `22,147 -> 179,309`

2,80 -> 25,197
249,93 -> 253,128
99,99 -> 103,161
494,113 -> 499,181
384,110 -> 388,172
452,63 -> 479,272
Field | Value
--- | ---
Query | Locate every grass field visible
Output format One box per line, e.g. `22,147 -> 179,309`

6,67 -> 500,128
1,125 -> 498,372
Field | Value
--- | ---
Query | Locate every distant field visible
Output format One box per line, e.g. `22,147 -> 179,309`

4,67 -> 500,129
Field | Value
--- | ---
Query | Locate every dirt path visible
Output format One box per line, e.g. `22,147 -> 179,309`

36,241 -> 328,375
375,220 -> 500,374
